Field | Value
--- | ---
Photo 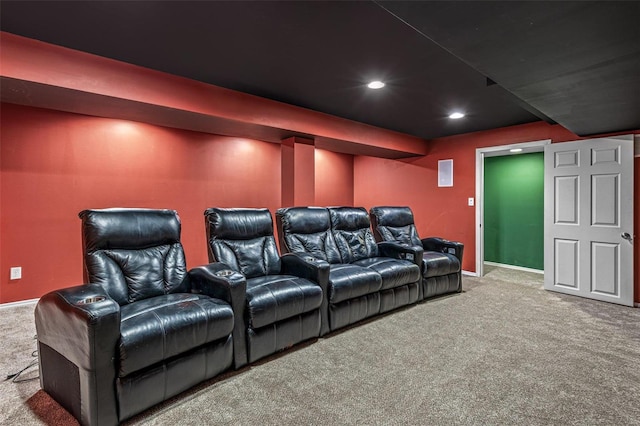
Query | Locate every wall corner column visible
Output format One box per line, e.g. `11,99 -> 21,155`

281,137 -> 315,207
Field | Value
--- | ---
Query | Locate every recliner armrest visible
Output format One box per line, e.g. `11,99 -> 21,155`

189,263 -> 246,305
377,241 -> 424,267
421,237 -> 464,263
188,263 -> 248,368
35,284 -> 121,426
35,283 -> 121,371
281,252 -> 329,283
281,252 -> 330,336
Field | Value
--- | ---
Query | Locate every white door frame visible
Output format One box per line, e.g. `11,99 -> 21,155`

475,139 -> 551,277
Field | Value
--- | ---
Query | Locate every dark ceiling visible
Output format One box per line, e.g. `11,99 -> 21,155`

1,1 -> 639,140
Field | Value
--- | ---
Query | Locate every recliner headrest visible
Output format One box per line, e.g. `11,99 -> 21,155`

276,207 -> 331,234
370,206 -> 415,227
80,208 -> 181,253
205,208 -> 273,239
328,207 -> 370,230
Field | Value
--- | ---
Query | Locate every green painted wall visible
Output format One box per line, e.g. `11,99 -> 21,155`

484,152 -> 544,270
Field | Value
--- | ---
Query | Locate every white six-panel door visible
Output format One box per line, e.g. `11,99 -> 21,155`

544,135 -> 634,306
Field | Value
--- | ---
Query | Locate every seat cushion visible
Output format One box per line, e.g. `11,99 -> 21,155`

423,251 -> 461,277
246,275 -> 323,329
328,264 -> 382,304
119,293 -> 234,377
353,257 -> 421,290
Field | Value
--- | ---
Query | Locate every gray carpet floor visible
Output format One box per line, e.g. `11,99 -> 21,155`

1,266 -> 639,425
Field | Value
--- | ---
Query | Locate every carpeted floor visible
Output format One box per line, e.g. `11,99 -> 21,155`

1,266 -> 639,425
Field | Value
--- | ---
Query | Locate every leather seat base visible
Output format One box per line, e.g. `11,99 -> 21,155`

423,273 -> 460,299
329,292 -> 380,331
380,282 -> 420,313
247,310 -> 321,363
117,335 -> 233,421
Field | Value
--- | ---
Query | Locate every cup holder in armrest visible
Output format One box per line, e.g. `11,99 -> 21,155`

77,296 -> 106,305
215,269 -> 235,277
304,256 -> 317,263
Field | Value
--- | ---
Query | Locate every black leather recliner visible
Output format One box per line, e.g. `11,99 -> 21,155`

204,208 -> 327,366
276,206 -> 421,334
369,206 -> 464,299
35,209 -> 237,426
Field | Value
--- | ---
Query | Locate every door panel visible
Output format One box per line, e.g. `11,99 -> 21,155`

555,176 -> 579,224
591,174 -> 618,226
555,239 -> 578,288
591,242 -> 618,296
555,150 -> 580,167
591,146 -> 619,165
544,135 -> 634,306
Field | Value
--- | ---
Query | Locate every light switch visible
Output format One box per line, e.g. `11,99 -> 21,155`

10,267 -> 22,280
468,197 -> 474,206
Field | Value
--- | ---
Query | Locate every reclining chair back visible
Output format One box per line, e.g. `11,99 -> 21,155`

328,207 -> 378,263
80,208 -> 189,305
276,207 -> 342,264
369,206 -> 422,246
205,208 -> 281,278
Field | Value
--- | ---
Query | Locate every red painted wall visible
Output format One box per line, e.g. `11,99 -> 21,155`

355,122 -> 639,304
1,105 -> 636,304
0,104 -> 283,303
315,149 -> 354,207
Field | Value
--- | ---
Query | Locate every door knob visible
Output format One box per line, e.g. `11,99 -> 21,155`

621,232 -> 632,242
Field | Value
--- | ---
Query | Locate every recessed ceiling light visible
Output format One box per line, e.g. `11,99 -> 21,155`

449,112 -> 465,119
367,81 -> 385,89
510,148 -> 523,153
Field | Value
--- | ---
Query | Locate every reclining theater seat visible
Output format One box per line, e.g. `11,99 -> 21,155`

276,207 -> 421,335
276,206 -> 381,334
328,207 -> 421,313
369,206 -> 464,299
35,209 -> 235,426
204,208 -> 326,366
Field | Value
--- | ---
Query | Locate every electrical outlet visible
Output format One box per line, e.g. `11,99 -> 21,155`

468,197 -> 475,206
10,267 -> 22,280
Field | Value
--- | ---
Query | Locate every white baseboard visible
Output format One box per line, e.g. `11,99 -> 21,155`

461,270 -> 478,277
484,261 -> 544,275
0,298 -> 39,310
